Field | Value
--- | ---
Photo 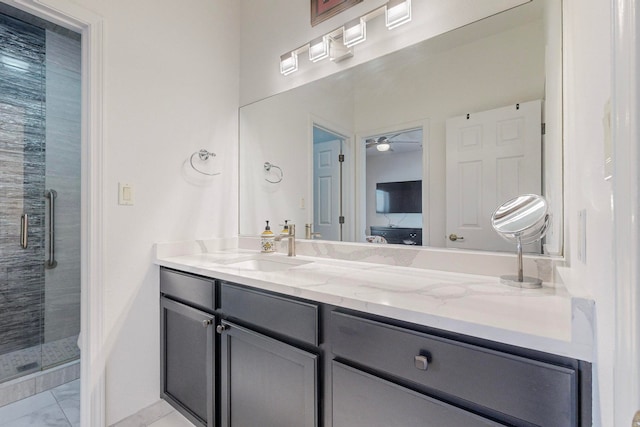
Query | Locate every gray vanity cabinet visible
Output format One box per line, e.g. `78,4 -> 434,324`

332,361 -> 505,427
160,269 -> 216,427
219,320 -> 318,427
159,267 -> 590,427
219,282 -> 319,427
331,311 -> 582,427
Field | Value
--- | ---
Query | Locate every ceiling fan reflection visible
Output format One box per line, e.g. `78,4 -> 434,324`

365,135 -> 421,152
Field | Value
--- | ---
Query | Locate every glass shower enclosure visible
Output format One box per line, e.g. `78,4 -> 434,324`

0,7 -> 81,383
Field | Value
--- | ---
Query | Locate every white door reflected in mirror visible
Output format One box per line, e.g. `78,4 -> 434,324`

313,125 -> 345,241
446,100 -> 542,253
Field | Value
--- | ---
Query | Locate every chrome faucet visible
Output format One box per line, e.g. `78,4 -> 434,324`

275,224 -> 296,256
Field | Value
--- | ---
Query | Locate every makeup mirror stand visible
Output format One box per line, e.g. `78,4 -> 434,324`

491,194 -> 550,289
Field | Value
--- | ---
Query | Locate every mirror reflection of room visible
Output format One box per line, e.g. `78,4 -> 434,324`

239,0 -> 562,255
364,128 -> 423,245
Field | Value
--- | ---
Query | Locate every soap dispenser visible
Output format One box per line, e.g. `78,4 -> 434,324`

260,220 -> 275,253
280,220 -> 290,236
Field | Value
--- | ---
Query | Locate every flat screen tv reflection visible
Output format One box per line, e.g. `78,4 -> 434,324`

375,180 -> 422,214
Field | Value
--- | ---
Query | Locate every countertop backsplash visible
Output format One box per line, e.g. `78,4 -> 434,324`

238,237 -> 558,284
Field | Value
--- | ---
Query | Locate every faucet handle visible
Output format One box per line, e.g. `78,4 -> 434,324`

305,223 -> 321,239
288,223 -> 295,236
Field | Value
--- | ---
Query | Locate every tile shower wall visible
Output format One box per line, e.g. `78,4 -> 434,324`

0,10 -> 81,381
0,14 -> 46,359
43,29 -> 81,348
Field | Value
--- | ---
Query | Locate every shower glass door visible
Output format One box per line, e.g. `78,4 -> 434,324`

0,8 -> 81,383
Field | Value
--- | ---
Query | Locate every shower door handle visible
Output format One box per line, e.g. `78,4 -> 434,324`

20,214 -> 28,249
45,189 -> 57,269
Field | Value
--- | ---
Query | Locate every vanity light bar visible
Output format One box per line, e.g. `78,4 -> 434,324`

309,35 -> 330,62
329,35 -> 353,62
343,17 -> 367,47
279,0 -> 412,76
386,0 -> 412,29
280,51 -> 298,76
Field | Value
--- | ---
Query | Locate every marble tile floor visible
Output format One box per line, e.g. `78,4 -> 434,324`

0,383 -> 194,427
146,411 -> 194,427
0,379 -> 79,427
113,400 -> 195,427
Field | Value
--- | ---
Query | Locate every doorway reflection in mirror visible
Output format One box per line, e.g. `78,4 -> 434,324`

313,125 -> 347,241
364,128 -> 423,245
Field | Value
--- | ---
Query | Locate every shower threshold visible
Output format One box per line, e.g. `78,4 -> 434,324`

0,335 -> 80,384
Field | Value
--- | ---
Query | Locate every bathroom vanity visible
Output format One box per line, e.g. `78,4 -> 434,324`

157,246 -> 592,427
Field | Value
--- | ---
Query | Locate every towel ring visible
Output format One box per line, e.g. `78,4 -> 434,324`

264,162 -> 283,183
190,149 -> 221,176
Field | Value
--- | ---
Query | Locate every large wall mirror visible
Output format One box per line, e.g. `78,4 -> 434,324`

240,0 -> 563,255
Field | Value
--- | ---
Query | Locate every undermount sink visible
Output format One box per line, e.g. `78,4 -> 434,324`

225,257 -> 312,272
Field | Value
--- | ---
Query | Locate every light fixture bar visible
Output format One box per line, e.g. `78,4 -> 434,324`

386,0 -> 412,29
309,35 -> 330,62
329,35 -> 353,62
343,16 -> 367,47
280,51 -> 298,76
279,2 -> 413,76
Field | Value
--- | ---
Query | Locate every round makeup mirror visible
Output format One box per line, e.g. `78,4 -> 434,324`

491,194 -> 550,288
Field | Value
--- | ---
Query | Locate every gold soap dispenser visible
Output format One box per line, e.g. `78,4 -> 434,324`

280,220 -> 290,236
260,220 -> 275,253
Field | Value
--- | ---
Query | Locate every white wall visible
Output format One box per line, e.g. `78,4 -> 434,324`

58,0 -> 240,423
562,0 -> 614,425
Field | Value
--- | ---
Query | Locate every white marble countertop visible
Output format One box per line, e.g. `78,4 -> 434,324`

154,244 -> 594,362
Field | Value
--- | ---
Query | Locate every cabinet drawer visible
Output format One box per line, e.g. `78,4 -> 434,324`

331,311 -> 577,426
160,268 -> 215,312
333,361 -> 505,427
221,282 -> 318,346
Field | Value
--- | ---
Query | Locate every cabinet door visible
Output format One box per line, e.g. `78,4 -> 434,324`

220,321 -> 317,427
332,362 -> 506,427
161,297 -> 215,427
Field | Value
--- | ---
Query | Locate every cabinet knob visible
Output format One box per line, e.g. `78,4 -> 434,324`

202,319 -> 213,328
414,355 -> 429,371
216,324 -> 228,334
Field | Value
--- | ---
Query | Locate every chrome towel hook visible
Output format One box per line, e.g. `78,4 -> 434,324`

190,149 -> 221,176
264,162 -> 283,183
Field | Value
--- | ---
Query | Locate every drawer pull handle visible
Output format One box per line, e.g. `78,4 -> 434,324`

202,319 -> 213,327
216,324 -> 228,334
414,355 -> 429,371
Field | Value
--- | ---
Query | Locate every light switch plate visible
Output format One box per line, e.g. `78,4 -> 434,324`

118,182 -> 134,206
